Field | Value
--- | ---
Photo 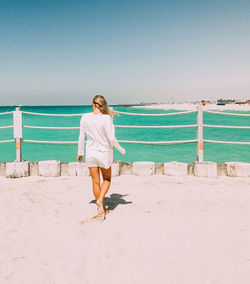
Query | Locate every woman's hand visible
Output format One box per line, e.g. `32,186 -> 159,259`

77,155 -> 83,162
120,148 -> 126,155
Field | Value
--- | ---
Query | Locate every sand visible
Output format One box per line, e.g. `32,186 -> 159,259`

131,103 -> 250,111
0,175 -> 250,284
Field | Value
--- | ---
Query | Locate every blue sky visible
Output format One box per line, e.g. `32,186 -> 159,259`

0,0 -> 249,105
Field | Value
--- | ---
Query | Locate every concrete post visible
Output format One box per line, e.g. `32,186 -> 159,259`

197,105 -> 203,163
13,107 -> 23,162
132,162 -> 155,176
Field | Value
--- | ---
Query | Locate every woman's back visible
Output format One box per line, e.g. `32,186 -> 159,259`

78,106 -> 125,156
81,112 -> 112,152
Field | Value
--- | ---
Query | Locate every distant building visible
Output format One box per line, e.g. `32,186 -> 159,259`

217,99 -> 236,105
216,99 -> 249,105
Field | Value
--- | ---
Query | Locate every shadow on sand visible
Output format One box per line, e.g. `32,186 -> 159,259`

90,193 -> 132,211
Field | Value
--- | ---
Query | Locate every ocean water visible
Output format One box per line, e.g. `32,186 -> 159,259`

0,105 -> 249,163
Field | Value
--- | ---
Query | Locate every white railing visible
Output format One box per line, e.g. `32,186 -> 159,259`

0,111 -> 14,116
0,106 -> 249,162
0,111 -> 15,144
22,111 -> 83,117
115,110 -> 195,116
204,110 -> 250,117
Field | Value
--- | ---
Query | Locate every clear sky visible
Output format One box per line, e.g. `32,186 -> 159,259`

0,0 -> 249,105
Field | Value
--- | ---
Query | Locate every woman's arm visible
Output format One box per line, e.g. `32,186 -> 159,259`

77,116 -> 85,161
105,116 -> 125,155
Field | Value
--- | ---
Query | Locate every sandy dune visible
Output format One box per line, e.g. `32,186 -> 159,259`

0,175 -> 250,284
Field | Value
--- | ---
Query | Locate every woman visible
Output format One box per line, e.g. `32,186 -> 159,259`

77,95 -> 126,218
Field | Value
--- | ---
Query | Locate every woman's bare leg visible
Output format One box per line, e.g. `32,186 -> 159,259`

89,167 -> 101,200
96,167 -> 111,215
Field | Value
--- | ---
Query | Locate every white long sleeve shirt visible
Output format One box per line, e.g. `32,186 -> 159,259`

78,112 -> 125,156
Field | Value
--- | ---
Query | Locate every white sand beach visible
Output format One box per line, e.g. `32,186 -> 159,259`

0,175 -> 250,283
131,103 -> 250,111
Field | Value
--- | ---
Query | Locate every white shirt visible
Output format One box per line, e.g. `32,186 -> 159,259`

78,112 -> 126,156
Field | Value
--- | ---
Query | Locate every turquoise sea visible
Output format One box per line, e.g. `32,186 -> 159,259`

0,105 -> 249,163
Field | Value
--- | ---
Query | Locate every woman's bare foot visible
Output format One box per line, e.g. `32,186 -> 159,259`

96,199 -> 106,216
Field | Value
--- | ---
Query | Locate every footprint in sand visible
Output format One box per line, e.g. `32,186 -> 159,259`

79,210 -> 112,225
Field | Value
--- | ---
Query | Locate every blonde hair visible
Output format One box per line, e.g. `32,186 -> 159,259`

92,95 -> 117,117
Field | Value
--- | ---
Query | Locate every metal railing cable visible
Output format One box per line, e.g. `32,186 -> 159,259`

0,124 -> 14,143
23,125 -> 80,129
203,111 -> 250,144
203,110 -> 250,146
0,111 -> 13,116
0,139 -> 15,143
22,110 -> 196,117
22,139 -> 197,145
204,139 -> 250,145
21,109 -> 250,117
22,111 -> 83,117
23,139 -> 77,144
204,124 -> 250,129
23,124 -> 197,129
115,110 -> 195,116
0,111 -> 20,144
0,125 -> 13,129
204,110 -> 250,117
115,124 -> 197,128
117,139 -> 197,144
0,110 -> 19,145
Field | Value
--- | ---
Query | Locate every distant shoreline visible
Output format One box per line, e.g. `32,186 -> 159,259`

1,103 -> 250,111
130,103 -> 250,111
